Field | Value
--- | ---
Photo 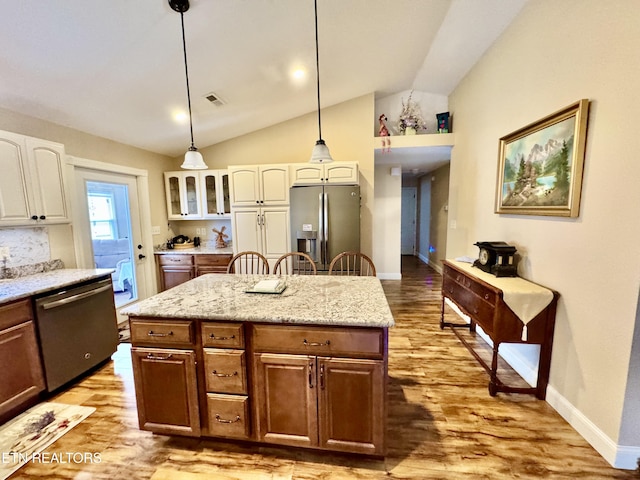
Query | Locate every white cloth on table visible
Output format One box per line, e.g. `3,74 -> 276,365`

449,260 -> 554,341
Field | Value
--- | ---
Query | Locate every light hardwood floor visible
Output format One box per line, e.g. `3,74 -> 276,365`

13,256 -> 638,479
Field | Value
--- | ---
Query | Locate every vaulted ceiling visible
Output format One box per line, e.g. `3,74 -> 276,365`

0,0 -> 527,158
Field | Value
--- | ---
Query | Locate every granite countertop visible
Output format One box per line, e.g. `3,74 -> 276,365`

120,274 -> 395,328
0,269 -> 115,305
154,245 -> 234,255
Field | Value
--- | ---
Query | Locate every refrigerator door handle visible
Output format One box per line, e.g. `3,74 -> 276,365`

323,192 -> 329,260
318,192 -> 324,264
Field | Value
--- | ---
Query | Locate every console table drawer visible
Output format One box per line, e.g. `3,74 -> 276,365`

203,349 -> 247,394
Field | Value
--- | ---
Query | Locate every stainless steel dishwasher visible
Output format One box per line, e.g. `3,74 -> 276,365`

34,276 -> 119,392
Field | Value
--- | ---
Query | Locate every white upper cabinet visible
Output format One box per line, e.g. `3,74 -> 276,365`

164,171 -> 202,220
0,130 -> 70,226
200,170 -> 230,218
290,162 -> 358,186
228,165 -> 289,207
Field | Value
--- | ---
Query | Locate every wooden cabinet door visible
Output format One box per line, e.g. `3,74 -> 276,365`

317,357 -> 385,455
253,353 -> 318,448
0,321 -> 46,422
160,265 -> 194,291
131,347 -> 200,437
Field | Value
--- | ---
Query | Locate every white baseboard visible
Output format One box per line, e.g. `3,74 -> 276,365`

446,299 -> 638,470
377,273 -> 402,280
546,386 -> 640,470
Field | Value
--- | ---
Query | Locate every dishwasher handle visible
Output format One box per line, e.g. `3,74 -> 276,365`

40,283 -> 113,310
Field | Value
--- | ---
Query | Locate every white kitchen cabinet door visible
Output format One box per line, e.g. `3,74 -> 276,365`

231,206 -> 290,270
232,208 -> 263,253
164,171 -> 202,220
290,162 -> 358,186
229,165 -> 289,207
261,207 -> 289,259
200,170 -> 230,218
0,130 -> 69,226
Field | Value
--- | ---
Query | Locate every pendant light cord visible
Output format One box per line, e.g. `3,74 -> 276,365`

180,11 -> 196,149
314,0 -> 322,142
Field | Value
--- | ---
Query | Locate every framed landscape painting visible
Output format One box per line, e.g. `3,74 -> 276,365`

495,99 -> 589,217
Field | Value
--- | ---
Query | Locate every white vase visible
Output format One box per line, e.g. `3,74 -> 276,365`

405,127 -> 417,135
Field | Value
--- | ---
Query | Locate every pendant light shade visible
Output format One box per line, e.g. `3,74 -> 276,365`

309,0 -> 333,164
170,0 -> 208,170
181,146 -> 207,169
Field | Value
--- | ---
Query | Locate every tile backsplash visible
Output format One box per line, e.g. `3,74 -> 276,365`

0,227 -> 50,268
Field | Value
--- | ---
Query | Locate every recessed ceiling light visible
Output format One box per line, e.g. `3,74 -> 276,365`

174,111 -> 188,123
292,68 -> 306,79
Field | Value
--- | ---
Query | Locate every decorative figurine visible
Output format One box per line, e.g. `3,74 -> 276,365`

212,226 -> 229,248
379,114 -> 391,153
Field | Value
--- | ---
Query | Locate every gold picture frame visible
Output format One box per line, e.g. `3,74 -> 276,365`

495,99 -> 589,217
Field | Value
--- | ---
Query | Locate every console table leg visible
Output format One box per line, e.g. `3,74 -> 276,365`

440,295 -> 445,330
489,343 -> 500,397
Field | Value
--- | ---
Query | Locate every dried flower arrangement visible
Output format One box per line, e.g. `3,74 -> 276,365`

396,91 -> 427,135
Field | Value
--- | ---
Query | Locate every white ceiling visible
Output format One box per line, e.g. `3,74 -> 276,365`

0,0 -> 527,170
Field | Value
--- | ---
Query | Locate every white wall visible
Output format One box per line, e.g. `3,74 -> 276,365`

374,165 -> 402,279
447,0 -> 640,468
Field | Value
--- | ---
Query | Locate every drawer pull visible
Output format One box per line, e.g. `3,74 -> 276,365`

484,294 -> 490,300
303,339 -> 331,347
146,353 -> 173,360
214,414 -> 241,424
147,330 -> 174,337
209,333 -> 235,341
212,370 -> 238,377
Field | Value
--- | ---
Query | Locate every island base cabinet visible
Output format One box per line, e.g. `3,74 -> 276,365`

131,347 -> 200,437
254,353 -> 385,455
319,358 -> 385,455
254,354 -> 318,448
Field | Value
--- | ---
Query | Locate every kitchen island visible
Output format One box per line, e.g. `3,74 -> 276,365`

120,274 -> 394,456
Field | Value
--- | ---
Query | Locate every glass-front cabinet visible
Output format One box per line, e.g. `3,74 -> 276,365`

164,172 -> 202,220
200,170 -> 230,218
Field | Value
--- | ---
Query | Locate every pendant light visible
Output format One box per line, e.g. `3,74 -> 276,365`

309,0 -> 333,164
169,0 -> 208,170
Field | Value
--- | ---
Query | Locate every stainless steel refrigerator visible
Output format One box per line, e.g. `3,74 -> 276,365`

290,185 -> 360,271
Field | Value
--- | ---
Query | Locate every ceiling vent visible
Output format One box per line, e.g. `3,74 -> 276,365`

204,92 -> 225,107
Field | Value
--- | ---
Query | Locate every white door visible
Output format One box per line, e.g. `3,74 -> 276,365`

401,187 -> 417,255
73,168 -> 147,310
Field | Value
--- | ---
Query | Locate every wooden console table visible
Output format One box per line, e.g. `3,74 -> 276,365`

440,260 -> 559,399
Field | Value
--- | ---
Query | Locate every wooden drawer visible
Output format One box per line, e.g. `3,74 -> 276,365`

447,286 -> 496,336
202,322 -> 244,348
130,319 -> 194,347
195,254 -> 232,267
468,279 -> 497,305
252,324 -> 384,359
203,349 -> 247,394
0,299 -> 33,331
157,254 -> 194,266
206,393 -> 250,439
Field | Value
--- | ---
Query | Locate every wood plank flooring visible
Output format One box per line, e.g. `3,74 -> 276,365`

11,256 -> 638,479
